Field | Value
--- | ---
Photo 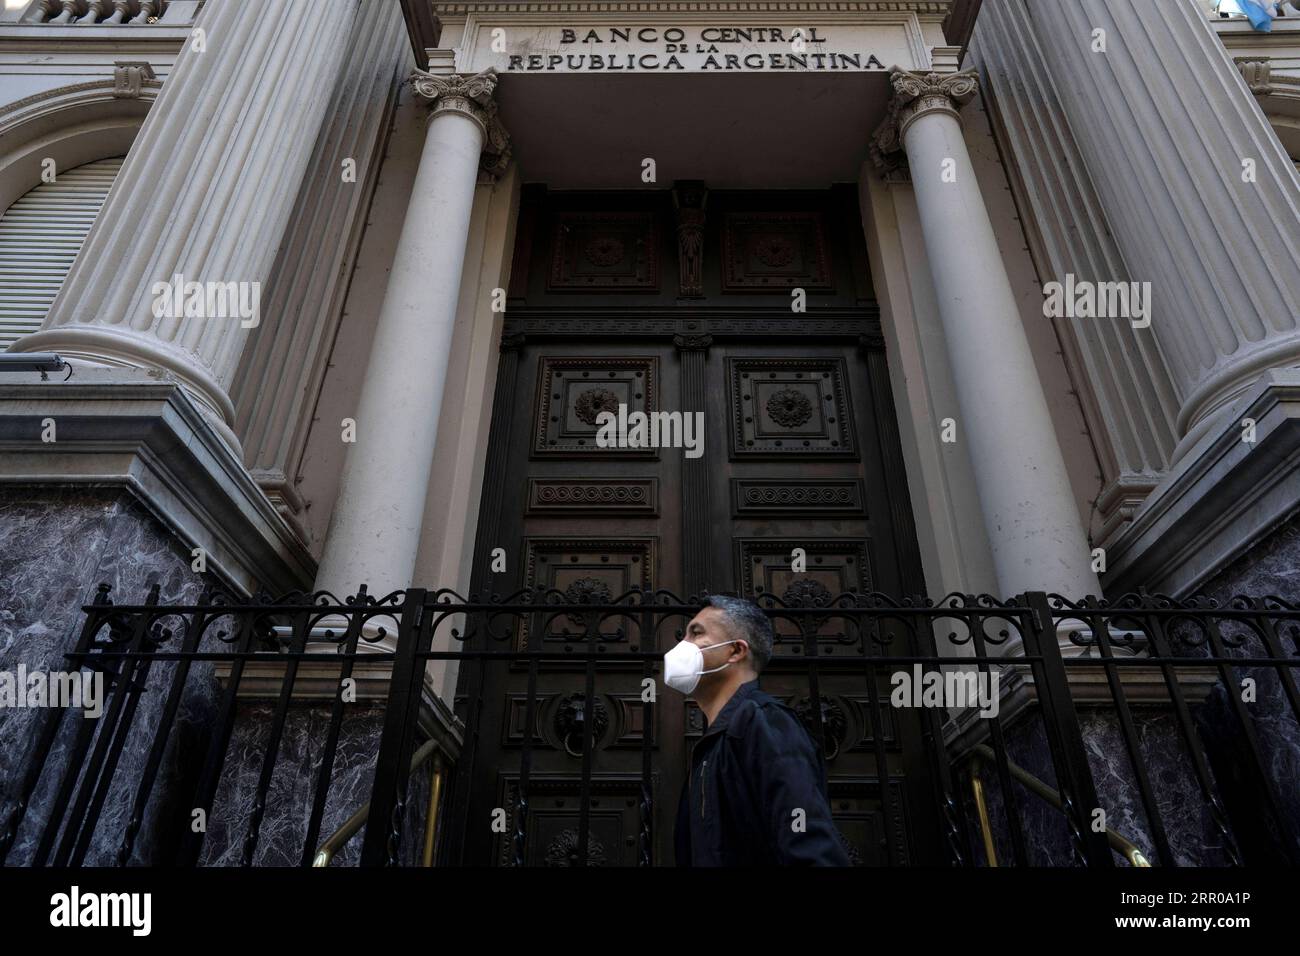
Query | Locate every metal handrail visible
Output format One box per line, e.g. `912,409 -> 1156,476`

970,744 -> 1150,866
312,739 -> 445,867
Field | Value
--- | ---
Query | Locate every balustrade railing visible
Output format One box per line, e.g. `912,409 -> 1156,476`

26,0 -> 167,25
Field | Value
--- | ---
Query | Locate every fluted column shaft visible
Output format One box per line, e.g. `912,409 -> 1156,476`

314,69 -> 510,597
1028,0 -> 1300,456
16,0 -> 358,447
233,0 -> 411,479
875,68 -> 1101,600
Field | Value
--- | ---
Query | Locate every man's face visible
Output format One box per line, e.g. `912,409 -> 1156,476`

682,607 -> 748,685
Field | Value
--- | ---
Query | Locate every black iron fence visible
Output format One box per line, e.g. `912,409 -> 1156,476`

1,585 -> 1298,866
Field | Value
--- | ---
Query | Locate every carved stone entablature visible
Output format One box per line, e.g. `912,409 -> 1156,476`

1234,56 -> 1273,96
501,310 -> 883,343
409,67 -> 512,179
869,68 -> 979,173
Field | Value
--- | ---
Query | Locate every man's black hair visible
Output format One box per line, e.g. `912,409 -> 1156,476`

706,595 -> 775,675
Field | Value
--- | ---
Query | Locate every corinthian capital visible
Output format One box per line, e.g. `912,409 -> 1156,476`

870,68 -> 980,173
410,67 -> 512,180
411,67 -> 498,109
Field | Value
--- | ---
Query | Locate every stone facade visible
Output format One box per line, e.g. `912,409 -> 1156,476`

0,0 -> 1298,867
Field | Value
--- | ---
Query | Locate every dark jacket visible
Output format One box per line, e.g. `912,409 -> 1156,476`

674,679 -> 851,866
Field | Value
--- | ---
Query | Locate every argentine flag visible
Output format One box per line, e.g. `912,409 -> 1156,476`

1224,0 -> 1279,31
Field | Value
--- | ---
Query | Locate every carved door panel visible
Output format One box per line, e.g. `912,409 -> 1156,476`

458,341 -> 686,867
696,340 -> 942,865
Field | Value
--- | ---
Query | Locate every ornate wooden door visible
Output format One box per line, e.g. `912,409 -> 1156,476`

450,185 -> 941,865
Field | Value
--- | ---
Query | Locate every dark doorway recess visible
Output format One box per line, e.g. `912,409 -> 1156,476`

456,183 -> 942,865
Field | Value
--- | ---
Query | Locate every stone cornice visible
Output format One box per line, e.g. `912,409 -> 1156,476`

398,0 -> 443,69
0,23 -> 194,55
943,663 -> 1219,761
218,660 -> 465,750
0,371 -> 316,596
942,0 -> 981,51
410,66 -> 512,178
1104,369 -> 1300,598
1212,15 -> 1300,40
869,66 -> 979,171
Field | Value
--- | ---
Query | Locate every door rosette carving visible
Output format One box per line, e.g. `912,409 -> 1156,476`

584,235 -> 626,267
563,576 -> 614,624
574,387 -> 621,426
754,234 -> 797,268
766,388 -> 814,428
783,578 -> 836,632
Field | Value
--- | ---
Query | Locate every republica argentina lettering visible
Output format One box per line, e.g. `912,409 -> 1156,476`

505,24 -> 885,72
508,51 -> 883,72
510,53 -> 687,71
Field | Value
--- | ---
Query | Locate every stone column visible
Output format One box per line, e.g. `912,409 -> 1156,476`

872,68 -> 1100,600
1027,0 -> 1300,458
314,68 -> 510,598
14,0 -> 360,450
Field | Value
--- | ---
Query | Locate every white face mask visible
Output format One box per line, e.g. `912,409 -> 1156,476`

663,639 -> 743,695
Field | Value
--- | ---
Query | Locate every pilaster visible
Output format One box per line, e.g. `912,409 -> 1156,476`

232,0 -> 412,538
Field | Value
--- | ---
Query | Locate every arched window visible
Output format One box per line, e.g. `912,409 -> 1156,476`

0,156 -> 123,351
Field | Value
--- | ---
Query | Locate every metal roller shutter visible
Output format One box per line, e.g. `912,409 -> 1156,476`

0,156 -> 123,351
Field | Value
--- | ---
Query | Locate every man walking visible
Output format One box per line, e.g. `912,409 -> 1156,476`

669,595 -> 851,866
